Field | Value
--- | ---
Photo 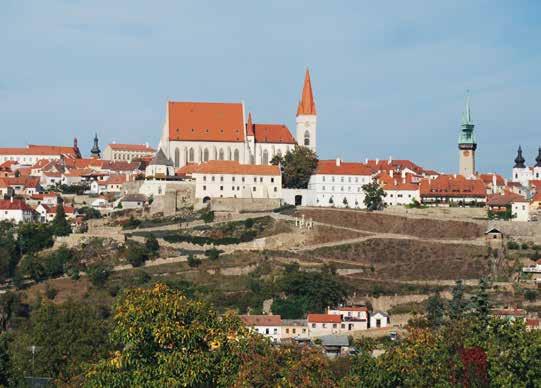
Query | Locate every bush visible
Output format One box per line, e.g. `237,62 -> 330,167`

521,242 -> 529,250
507,241 -> 520,250
134,270 -> 151,285
123,216 -> 142,230
87,264 -> 111,287
77,206 -> 102,220
244,218 -> 255,228
164,234 -> 240,246
205,248 -> 223,261
201,210 -> 215,224
240,230 -> 257,243
126,243 -> 149,267
187,255 -> 202,267
145,234 -> 160,255
525,289 -> 537,302
45,285 -> 58,300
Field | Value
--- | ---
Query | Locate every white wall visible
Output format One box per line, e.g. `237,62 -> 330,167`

384,189 -> 420,206
512,202 -> 530,222
308,173 -> 371,208
193,172 -> 282,201
281,188 -> 316,206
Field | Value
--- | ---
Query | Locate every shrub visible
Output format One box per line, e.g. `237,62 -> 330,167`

187,255 -> 202,268
244,218 -> 255,228
240,230 -> 257,242
145,234 -> 160,255
123,216 -> 142,230
126,243 -> 149,268
87,264 -> 111,287
77,206 -> 101,220
45,285 -> 58,300
134,270 -> 151,285
164,234 -> 240,246
525,289 -> 537,302
521,242 -> 529,250
205,248 -> 223,261
507,241 -> 519,250
201,210 -> 215,224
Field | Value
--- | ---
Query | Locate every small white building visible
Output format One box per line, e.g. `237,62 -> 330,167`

0,198 -> 35,223
370,311 -> 390,329
383,182 -> 420,206
240,315 -> 283,343
307,159 -> 373,208
145,149 -> 175,179
120,194 -> 148,210
512,200 -> 530,222
307,314 -> 342,337
188,160 -> 282,204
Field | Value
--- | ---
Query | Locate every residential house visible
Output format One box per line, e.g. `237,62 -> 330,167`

0,198 -> 35,223
327,306 -> 369,331
120,194 -> 148,210
240,315 -> 283,343
307,314 -> 342,337
281,319 -> 309,340
383,182 -> 420,206
370,311 -> 390,329
511,198 -> 530,222
419,174 -> 486,206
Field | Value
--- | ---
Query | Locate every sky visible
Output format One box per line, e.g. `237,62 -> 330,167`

1,1 -> 540,176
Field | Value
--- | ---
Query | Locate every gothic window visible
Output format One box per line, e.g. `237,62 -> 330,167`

227,147 -> 232,160
234,149 -> 240,161
304,130 -> 310,146
203,148 -> 209,162
219,149 -> 224,160
174,148 -> 180,167
189,148 -> 195,162
262,150 -> 269,164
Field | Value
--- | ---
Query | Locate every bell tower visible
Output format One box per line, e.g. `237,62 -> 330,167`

458,93 -> 477,177
296,69 -> 317,153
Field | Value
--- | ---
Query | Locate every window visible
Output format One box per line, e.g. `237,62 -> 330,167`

211,176 -> 215,182
252,187 -> 256,192
322,186 -> 326,190
302,328 -> 306,333
242,177 -> 245,182
232,186 -> 235,191
265,328 -> 269,334
304,130 -> 310,146
285,328 -> 289,334
220,176 -> 224,182
333,323 -> 337,328
292,328 -> 296,334
274,187 -> 277,192
232,177 -> 235,182
271,177 -> 274,183
322,323 -> 327,328
311,323 -> 316,328
253,177 -> 257,183
322,176 -> 326,182
220,186 -> 223,191
274,328 -> 278,334
341,177 -> 344,182
341,323 -> 345,329
203,176 -> 207,181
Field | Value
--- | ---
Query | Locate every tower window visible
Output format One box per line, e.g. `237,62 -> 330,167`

304,130 -> 310,146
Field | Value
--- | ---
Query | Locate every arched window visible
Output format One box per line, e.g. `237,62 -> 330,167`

227,147 -> 232,160
203,148 -> 209,162
262,149 -> 269,165
233,149 -> 240,161
304,130 -> 310,146
189,148 -> 195,162
174,148 -> 180,167
218,149 -> 224,160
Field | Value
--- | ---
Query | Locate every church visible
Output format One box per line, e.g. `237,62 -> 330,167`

158,70 -> 317,168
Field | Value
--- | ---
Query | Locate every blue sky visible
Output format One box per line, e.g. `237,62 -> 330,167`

1,1 -> 540,176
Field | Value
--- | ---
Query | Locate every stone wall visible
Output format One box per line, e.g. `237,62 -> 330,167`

488,220 -> 541,243
383,205 -> 487,222
210,198 -> 281,213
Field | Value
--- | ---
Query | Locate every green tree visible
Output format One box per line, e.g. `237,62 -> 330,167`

8,301 -> 110,385
126,242 -> 149,267
426,292 -> 445,327
0,333 -> 11,386
449,280 -> 466,320
271,145 -> 318,189
0,221 -> 19,280
187,254 -> 202,267
51,198 -> 72,236
470,278 -> 490,326
362,180 -> 386,211
17,223 -> 54,255
85,283 -> 263,387
86,264 -> 111,287
205,248 -> 222,261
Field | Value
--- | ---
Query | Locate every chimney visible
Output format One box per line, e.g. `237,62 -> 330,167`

389,155 -> 393,163
376,158 -> 379,164
336,157 -> 341,167
365,158 -> 368,164
389,170 -> 394,178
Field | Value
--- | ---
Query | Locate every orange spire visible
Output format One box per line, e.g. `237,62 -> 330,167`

246,112 -> 255,136
296,68 -> 316,116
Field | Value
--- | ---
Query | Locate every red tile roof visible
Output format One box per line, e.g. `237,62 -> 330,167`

383,182 -> 419,191
46,205 -> 75,214
168,101 -> 245,143
478,173 -> 505,186
103,175 -> 128,185
107,143 -> 155,152
297,69 -> 317,116
5,176 -> 41,188
365,159 -> 427,175
420,175 -> 486,198
532,192 -> 541,202
189,160 -> 280,176
253,124 -> 296,144
64,158 -> 106,169
315,160 -> 373,176
307,314 -> 342,323
0,145 -> 77,156
246,113 -> 255,136
487,191 -> 527,206
0,199 -> 34,211
240,314 -> 283,326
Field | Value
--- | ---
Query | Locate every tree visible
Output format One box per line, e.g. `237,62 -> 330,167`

77,206 -> 101,220
470,278 -> 490,326
0,222 -> 19,280
271,145 -> 318,189
187,254 -> 202,267
426,293 -> 445,327
449,280 -> 466,320
85,283 -> 263,387
205,248 -> 222,261
17,223 -> 54,255
86,264 -> 111,287
126,242 -> 149,267
144,234 -> 159,256
362,180 -> 386,211
8,301 -> 110,384
51,198 -> 72,236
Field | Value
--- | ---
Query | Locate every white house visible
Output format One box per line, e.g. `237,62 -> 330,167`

383,182 -> 420,206
327,306 -> 369,331
145,149 -> 175,179
103,143 -> 155,162
281,319 -> 310,340
35,203 -> 77,223
370,311 -> 390,329
0,198 -> 35,223
187,160 -> 282,204
120,194 -> 148,210
512,199 -> 530,222
0,143 -> 80,165
240,315 -> 283,343
307,159 -> 373,208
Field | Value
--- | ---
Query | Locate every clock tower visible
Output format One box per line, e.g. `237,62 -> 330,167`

296,69 -> 317,153
458,93 -> 477,177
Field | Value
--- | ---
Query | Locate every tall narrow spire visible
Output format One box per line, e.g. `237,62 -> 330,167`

514,145 -> 526,168
462,90 -> 473,125
296,68 -> 316,116
246,112 -> 254,136
535,146 -> 541,167
90,132 -> 101,159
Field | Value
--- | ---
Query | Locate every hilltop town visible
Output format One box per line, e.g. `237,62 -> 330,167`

1,69 -> 541,385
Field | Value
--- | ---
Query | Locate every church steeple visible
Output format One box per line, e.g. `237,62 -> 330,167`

514,145 -> 526,168
296,69 -> 316,116
535,147 -> 541,167
458,92 -> 477,177
90,133 -> 101,159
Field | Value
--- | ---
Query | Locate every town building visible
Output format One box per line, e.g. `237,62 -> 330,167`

327,306 -> 369,331
307,159 -> 373,208
511,146 -> 541,187
419,174 -> 486,206
370,311 -> 391,329
478,173 -> 506,195
158,70 -> 315,168
240,315 -> 283,343
103,143 -> 155,162
145,149 -> 175,179
280,320 -> 309,341
511,198 -> 530,222
0,198 -> 35,223
0,142 -> 80,165
307,314 -> 342,337
186,161 -> 282,204
383,182 -> 420,206
458,95 -> 477,177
